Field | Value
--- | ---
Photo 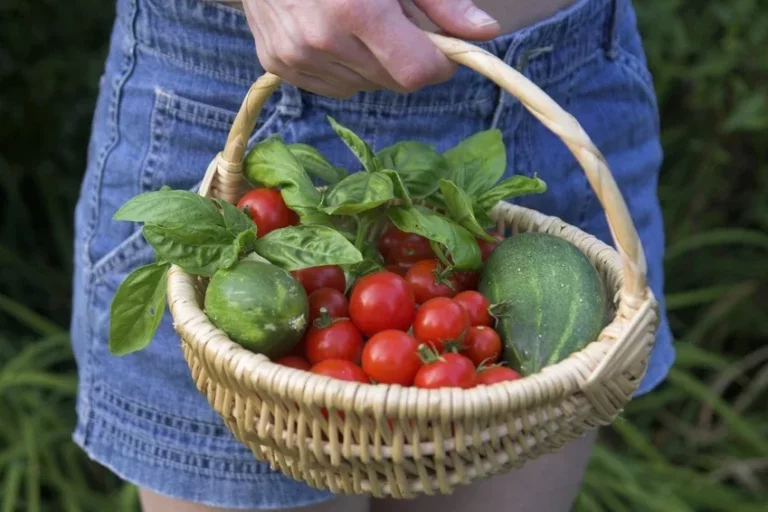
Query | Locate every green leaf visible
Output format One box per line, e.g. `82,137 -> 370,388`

321,172 -> 394,215
109,262 -> 169,356
113,189 -> 220,226
328,116 -> 378,172
243,136 -> 327,222
215,199 -> 255,236
443,129 -> 506,196
381,169 -> 412,206
287,143 -> 348,184
474,205 -> 496,228
142,224 -> 234,277
439,179 -> 496,242
476,175 -> 547,210
254,225 -> 363,271
219,229 -> 259,269
343,259 -> 383,292
375,141 -> 447,197
388,205 -> 481,270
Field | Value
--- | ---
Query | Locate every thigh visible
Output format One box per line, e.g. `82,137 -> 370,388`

372,431 -> 597,512
140,489 -> 370,512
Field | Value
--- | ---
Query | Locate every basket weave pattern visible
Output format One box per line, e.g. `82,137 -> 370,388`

166,34 -> 659,498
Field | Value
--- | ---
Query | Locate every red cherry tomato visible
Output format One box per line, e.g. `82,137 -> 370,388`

305,319 -> 364,366
378,226 -> 435,265
310,359 -> 370,383
376,226 -> 403,260
291,265 -> 346,295
361,330 -> 422,386
308,288 -> 349,325
412,297 -> 469,352
414,350 -> 476,389
462,326 -> 502,366
405,259 -> 460,304
455,271 -> 479,291
453,291 -> 492,327
385,263 -> 412,277
274,355 -> 311,371
478,232 -> 505,261
349,271 -> 415,336
237,188 -> 299,236
476,366 -> 521,385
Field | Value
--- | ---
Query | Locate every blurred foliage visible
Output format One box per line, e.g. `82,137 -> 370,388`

0,0 -> 766,510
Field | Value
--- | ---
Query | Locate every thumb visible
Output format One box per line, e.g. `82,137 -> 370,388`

412,0 -> 501,40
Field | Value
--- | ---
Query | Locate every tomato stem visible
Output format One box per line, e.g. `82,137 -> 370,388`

429,241 -> 453,269
442,339 -> 466,353
416,343 -> 444,364
313,307 -> 333,329
432,265 -> 457,292
488,300 -> 514,322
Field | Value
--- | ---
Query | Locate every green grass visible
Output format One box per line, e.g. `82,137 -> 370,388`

1,0 -> 766,510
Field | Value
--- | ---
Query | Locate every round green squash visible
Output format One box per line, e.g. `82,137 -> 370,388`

204,260 -> 309,358
478,232 -> 607,376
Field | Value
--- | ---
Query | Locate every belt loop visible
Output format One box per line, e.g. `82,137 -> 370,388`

605,0 -> 620,60
276,83 -> 303,119
491,36 -> 524,127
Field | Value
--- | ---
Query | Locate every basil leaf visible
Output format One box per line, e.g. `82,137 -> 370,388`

444,129 -> 506,196
375,141 -> 447,197
215,199 -> 255,236
109,262 -> 169,356
381,169 -> 412,206
142,224 -> 234,277
388,205 -> 481,270
254,225 -> 363,271
114,189 -> 220,226
328,117 -> 378,172
219,229 -> 259,269
474,205 -> 497,229
243,136 -> 326,221
439,180 -> 496,242
343,259 -> 383,292
476,175 -> 548,210
287,143 -> 348,184
321,172 -> 394,215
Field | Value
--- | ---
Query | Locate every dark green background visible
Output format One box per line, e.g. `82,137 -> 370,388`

1,0 -> 766,510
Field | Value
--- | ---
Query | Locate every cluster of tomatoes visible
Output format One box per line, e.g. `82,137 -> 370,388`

276,225 -> 522,389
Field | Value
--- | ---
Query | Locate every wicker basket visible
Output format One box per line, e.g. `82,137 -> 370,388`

166,33 -> 659,498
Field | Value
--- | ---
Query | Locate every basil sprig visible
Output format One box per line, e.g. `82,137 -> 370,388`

109,187 -> 362,356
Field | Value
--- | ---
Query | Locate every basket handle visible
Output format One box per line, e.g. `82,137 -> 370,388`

200,33 -> 651,386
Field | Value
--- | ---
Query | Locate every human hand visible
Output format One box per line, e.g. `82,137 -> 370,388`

243,0 -> 501,98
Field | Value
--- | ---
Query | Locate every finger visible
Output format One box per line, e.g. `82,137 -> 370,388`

356,8 -> 456,92
412,0 -> 501,40
333,36 -> 411,92
294,72 -> 360,98
301,59 -> 383,92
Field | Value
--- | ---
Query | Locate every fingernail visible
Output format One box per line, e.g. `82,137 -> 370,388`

465,6 -> 499,27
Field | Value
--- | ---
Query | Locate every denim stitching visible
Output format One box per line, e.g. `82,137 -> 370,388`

615,47 -> 658,108
307,96 -> 497,115
136,42 -> 258,88
568,57 -> 594,230
91,231 -> 149,281
93,417 -> 278,477
94,383 -> 228,430
159,89 -> 239,131
80,0 -> 141,449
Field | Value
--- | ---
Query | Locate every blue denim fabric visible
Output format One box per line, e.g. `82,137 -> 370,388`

71,0 -> 674,508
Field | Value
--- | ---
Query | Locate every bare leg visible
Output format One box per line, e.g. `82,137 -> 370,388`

372,430 -> 597,512
139,489 -> 370,512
